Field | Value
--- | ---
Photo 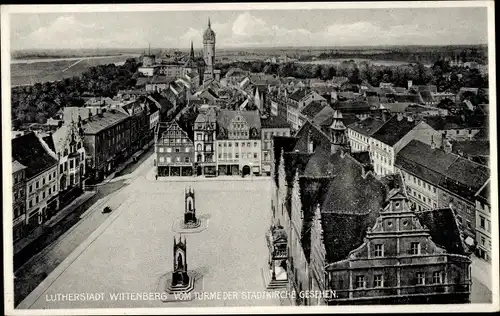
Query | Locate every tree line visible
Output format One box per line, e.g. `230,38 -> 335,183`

217,58 -> 488,93
11,58 -> 139,125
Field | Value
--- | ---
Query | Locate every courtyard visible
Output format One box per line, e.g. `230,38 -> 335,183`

18,167 -> 281,309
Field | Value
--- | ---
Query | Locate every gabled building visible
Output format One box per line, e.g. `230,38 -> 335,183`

216,110 -> 262,176
155,121 -> 194,177
12,132 -> 59,233
369,115 -> 442,176
43,122 -> 86,206
193,108 -> 217,176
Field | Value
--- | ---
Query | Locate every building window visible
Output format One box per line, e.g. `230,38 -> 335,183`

159,148 -> 164,153
166,157 -> 171,163
235,153 -> 239,159
432,271 -> 442,284
481,236 -> 486,245
374,274 -> 384,288
175,148 -> 180,153
185,147 -> 190,153
254,142 -> 257,147
466,220 -> 472,229
355,276 -> 366,289
410,242 -> 421,255
242,143 -> 245,147
29,185 -> 33,193
480,216 -> 486,229
185,157 -> 190,163
35,196 -> 39,203
235,142 -> 239,147
218,153 -> 222,159
36,181 -> 39,188
374,244 -> 384,257
253,153 -> 258,159
416,272 -> 425,285
167,147 -> 172,153
176,157 -> 181,162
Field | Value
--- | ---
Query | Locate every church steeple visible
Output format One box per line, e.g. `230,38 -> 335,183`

208,17 -> 211,28
190,41 -> 195,60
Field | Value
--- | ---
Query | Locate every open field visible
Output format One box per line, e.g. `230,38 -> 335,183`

10,55 -> 139,87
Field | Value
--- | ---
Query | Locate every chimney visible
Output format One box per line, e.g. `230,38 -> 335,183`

331,90 -> 338,101
381,111 -> 388,122
430,135 -> 437,149
444,138 -> 453,153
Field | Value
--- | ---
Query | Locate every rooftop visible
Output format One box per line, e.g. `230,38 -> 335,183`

372,115 -> 418,146
348,117 -> 386,136
12,132 -> 58,179
81,110 -> 129,135
416,208 -> 467,255
300,101 -> 327,120
12,160 -> 27,173
261,115 -> 291,129
289,88 -> 310,102
395,140 -> 458,185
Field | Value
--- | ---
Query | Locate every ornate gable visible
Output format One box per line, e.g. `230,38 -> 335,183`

310,203 -> 327,288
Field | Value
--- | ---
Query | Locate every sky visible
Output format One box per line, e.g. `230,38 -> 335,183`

9,7 -> 489,50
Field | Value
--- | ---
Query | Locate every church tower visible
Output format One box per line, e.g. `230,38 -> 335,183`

203,18 -> 216,80
329,110 -> 347,154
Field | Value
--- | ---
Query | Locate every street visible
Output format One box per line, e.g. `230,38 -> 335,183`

14,146 -> 155,306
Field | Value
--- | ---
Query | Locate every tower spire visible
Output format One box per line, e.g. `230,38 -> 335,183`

190,41 -> 195,59
208,17 -> 211,28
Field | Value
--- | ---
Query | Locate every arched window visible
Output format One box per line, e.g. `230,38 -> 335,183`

196,144 -> 202,151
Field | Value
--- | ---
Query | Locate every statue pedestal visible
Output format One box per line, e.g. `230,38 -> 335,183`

165,271 -> 195,294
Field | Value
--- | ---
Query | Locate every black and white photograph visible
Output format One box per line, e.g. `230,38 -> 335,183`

1,2 -> 497,314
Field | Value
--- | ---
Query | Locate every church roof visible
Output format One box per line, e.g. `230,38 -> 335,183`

203,19 -> 216,41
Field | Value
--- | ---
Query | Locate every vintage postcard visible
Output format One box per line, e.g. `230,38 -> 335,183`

1,1 -> 498,315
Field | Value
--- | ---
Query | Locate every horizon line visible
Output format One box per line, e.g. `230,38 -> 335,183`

13,43 -> 489,52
